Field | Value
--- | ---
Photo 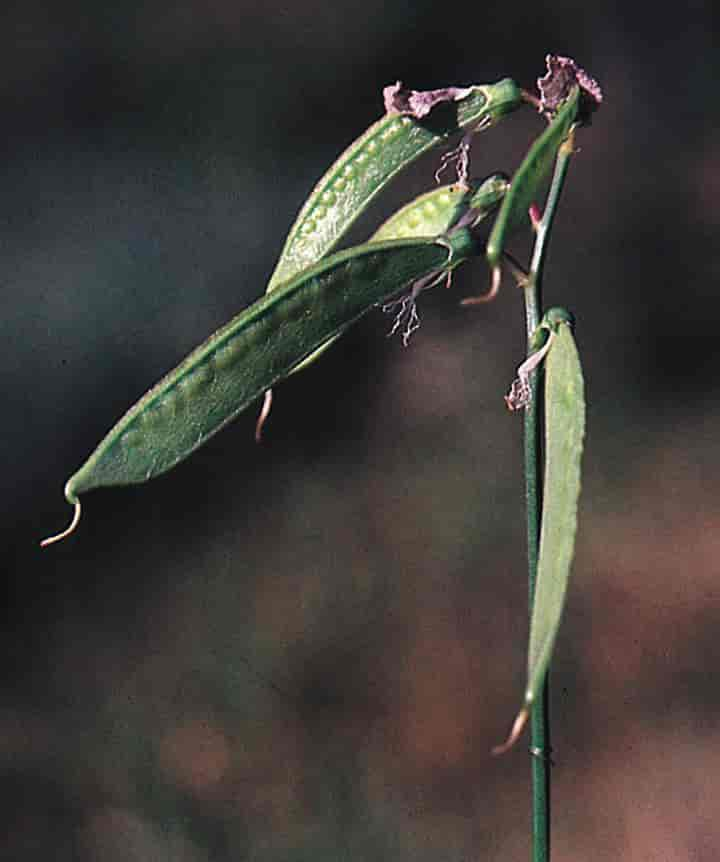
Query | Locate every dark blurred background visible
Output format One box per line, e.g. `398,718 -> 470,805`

3,1 -> 720,859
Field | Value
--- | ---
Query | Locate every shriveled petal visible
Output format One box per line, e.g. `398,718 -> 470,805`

384,81 -> 474,118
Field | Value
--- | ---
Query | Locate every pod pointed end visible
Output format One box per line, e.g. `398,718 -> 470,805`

255,389 -> 273,443
460,266 -> 501,306
40,490 -> 81,548
491,707 -> 529,756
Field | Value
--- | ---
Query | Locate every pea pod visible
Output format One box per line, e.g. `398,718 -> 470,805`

371,173 -> 508,242
485,86 -> 579,271
528,310 -> 584,701
268,78 -> 521,291
494,308 -> 585,753
41,229 -> 480,545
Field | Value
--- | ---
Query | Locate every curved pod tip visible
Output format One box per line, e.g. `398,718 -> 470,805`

40,482 -> 81,548
460,265 -> 501,306
491,707 -> 529,756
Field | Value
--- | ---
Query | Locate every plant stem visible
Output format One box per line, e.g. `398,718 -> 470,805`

522,130 -> 575,862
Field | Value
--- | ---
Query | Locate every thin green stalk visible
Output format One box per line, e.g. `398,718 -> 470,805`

522,129 -> 575,862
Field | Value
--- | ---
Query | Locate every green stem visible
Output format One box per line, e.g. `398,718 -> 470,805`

522,129 -> 575,862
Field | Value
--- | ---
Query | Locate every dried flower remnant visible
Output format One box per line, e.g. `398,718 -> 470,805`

383,267 -> 452,346
434,135 -> 474,187
537,55 -> 603,123
505,332 -> 555,411
383,82 -> 477,187
383,292 -> 421,345
383,82 -> 475,118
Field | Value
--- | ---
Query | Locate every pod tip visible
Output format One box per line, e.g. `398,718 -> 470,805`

40,498 -> 82,548
254,388 -> 273,443
460,266 -> 501,306
491,708 -> 529,756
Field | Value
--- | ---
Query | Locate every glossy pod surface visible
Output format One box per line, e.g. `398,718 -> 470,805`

63,229 -> 478,502
268,78 -> 521,290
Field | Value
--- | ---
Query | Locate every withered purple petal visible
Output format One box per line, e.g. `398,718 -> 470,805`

383,81 -> 410,114
537,55 -> 602,123
575,66 -> 603,105
384,82 -> 474,118
407,87 -> 474,118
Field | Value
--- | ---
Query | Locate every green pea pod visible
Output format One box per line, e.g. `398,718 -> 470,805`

528,311 -> 584,702
486,86 -> 579,270
268,78 -> 521,291
495,309 -> 585,753
42,229 -> 479,545
371,173 -> 508,242
370,183 -> 474,243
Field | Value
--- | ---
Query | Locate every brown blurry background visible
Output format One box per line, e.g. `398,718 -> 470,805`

3,1 -> 720,859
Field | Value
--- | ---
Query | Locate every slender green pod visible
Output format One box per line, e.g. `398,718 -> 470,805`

41,229 -> 479,545
495,308 -> 585,752
370,182 -> 474,243
371,173 -> 508,242
267,78 -> 521,291
485,86 -> 579,271
528,309 -> 584,702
